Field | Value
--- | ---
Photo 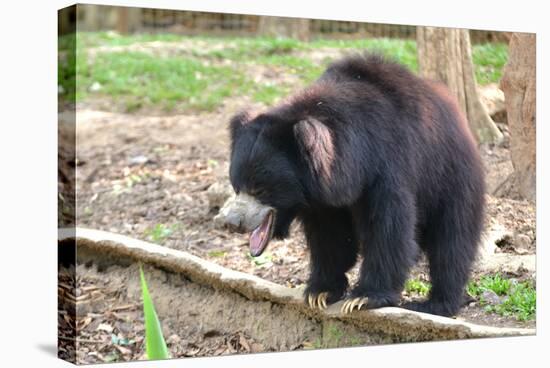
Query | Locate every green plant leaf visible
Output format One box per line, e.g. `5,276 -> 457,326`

140,265 -> 170,360
247,252 -> 272,266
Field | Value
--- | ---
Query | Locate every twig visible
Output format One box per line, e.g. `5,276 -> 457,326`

110,304 -> 138,312
58,336 -> 104,344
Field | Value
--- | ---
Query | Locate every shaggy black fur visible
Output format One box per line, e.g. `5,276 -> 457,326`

228,53 -> 485,317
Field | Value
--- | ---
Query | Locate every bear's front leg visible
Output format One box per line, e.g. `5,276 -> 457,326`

342,184 -> 418,314
301,208 -> 358,310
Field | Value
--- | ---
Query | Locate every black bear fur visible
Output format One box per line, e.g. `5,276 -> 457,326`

228,53 -> 485,317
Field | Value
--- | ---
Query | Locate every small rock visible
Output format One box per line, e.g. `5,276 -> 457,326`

495,122 -> 509,134
497,133 -> 511,148
484,225 -> 514,259
480,238 -> 497,257
115,322 -> 132,334
481,290 -> 501,305
97,323 -> 114,333
479,83 -> 505,117
105,30 -> 119,38
166,334 -> 181,345
250,342 -> 264,353
495,233 -> 514,248
89,81 -> 102,92
128,155 -> 149,165
58,85 -> 65,94
114,345 -> 132,356
514,234 -> 532,250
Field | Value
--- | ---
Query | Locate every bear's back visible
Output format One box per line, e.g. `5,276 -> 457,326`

320,53 -> 419,91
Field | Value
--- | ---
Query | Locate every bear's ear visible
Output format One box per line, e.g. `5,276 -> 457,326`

229,111 -> 260,153
229,111 -> 252,142
293,117 -> 335,180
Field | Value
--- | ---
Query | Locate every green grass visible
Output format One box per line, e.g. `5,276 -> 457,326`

247,252 -> 273,266
324,324 -> 344,347
58,33 -> 77,52
144,224 -> 177,243
58,56 -> 77,101
207,250 -> 227,258
468,274 -> 536,321
467,273 -> 512,297
207,37 -> 304,61
311,38 -> 419,71
258,54 -> 325,84
73,51 -> 248,111
405,279 -> 431,296
253,84 -> 289,105
60,32 -> 508,112
204,37 -> 416,76
493,283 -> 536,321
472,43 -> 508,85
59,31 -> 184,51
403,274 -> 535,321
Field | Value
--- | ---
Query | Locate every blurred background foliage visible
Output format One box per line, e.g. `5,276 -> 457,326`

58,5 -> 508,114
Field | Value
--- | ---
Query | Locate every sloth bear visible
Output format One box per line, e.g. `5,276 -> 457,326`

227,53 -> 485,317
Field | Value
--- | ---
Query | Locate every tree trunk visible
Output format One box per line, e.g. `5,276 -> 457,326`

497,33 -> 536,201
258,16 -> 310,41
116,7 -> 129,34
80,4 -> 101,32
417,27 -> 503,144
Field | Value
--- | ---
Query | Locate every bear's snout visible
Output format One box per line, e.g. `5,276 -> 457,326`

214,193 -> 273,234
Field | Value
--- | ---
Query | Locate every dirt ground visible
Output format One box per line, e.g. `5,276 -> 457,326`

63,62 -> 536,363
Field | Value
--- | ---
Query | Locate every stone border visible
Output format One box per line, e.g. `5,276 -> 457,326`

59,228 -> 535,342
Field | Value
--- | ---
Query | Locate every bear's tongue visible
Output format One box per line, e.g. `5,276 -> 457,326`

249,211 -> 273,257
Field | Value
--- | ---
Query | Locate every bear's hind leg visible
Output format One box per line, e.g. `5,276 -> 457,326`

404,197 -> 483,317
302,208 -> 358,309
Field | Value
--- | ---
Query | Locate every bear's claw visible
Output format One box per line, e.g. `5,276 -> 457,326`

307,292 -> 329,310
341,297 -> 369,314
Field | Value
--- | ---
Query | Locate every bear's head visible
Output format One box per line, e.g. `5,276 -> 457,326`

227,110 -> 334,256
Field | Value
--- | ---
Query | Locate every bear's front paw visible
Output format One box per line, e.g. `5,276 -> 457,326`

340,297 -> 369,314
303,290 -> 343,310
306,291 -> 329,309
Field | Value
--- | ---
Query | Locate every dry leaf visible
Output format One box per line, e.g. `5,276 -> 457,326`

115,345 -> 132,356
78,316 -> 93,330
238,334 -> 250,352
97,323 -> 113,333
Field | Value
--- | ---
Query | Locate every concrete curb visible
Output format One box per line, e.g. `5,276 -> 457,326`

59,228 -> 535,343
